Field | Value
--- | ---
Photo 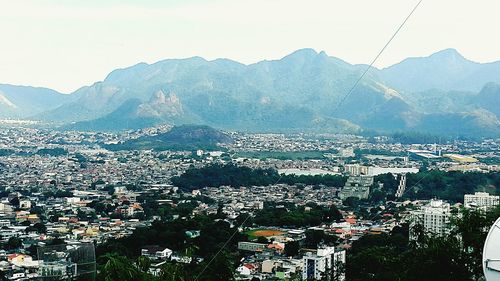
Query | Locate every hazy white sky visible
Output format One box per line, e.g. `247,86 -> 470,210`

1,0 -> 499,93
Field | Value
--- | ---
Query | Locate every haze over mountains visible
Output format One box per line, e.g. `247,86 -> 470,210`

0,85 -> 76,118
1,48 -> 499,137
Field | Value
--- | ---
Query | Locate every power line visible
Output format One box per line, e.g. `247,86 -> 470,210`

399,170 -> 430,197
332,0 -> 423,113
194,168 -> 289,281
194,1 -> 424,279
367,170 -> 431,222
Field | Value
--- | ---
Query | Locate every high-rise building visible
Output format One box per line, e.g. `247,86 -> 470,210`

410,199 -> 451,240
302,247 -> 346,280
464,192 -> 499,210
339,175 -> 373,200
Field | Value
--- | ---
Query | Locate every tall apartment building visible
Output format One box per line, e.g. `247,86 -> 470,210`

302,247 -> 346,280
464,192 -> 499,210
410,199 -> 451,240
338,175 -> 373,200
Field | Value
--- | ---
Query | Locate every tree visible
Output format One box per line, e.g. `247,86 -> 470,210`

451,206 -> 500,280
216,204 -> 225,219
368,190 -> 386,203
347,206 -> 500,281
7,237 -> 22,250
33,222 -> 47,234
284,241 -> 300,257
160,262 -> 193,281
323,205 -> 343,222
26,244 -> 38,257
234,213 -> 253,228
0,270 -> 7,281
347,246 -> 402,281
9,197 -> 19,207
136,256 -> 151,273
49,237 -> 65,246
256,236 -> 268,244
406,238 -> 469,281
305,229 -> 337,248
197,251 -> 235,281
98,253 -> 145,281
343,197 -> 360,208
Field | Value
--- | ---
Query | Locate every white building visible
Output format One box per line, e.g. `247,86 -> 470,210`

302,247 -> 346,280
464,192 -> 499,210
0,220 -> 10,228
155,248 -> 173,259
410,199 -> 451,239
238,242 -> 266,252
344,164 -> 419,177
338,148 -> 355,158
66,197 -> 81,205
236,264 -> 252,276
0,203 -> 13,214
343,164 -> 371,176
19,199 -> 31,210
370,167 -> 419,176
141,247 -> 172,260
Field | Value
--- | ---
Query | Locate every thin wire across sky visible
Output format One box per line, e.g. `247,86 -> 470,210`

194,1 -> 424,279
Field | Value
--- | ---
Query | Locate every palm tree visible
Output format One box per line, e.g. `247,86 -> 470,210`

160,263 -> 192,281
137,256 -> 152,273
99,253 -> 142,281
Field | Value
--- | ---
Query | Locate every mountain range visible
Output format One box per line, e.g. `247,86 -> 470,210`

0,84 -> 77,118
1,48 -> 499,137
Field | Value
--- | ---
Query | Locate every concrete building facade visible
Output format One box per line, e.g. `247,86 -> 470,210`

339,175 -> 373,200
410,199 -> 451,240
302,247 -> 346,280
464,192 -> 499,210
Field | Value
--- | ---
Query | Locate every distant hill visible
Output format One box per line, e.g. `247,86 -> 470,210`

0,84 -> 73,118
63,90 -> 200,131
475,83 -> 500,117
414,110 -> 500,137
106,125 -> 232,151
380,48 -> 500,93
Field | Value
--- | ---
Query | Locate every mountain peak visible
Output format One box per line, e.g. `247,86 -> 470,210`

282,48 -> 319,60
429,48 -> 466,61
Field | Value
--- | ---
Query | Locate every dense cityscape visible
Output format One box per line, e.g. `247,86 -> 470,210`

2,1 -> 500,280
0,125 -> 498,280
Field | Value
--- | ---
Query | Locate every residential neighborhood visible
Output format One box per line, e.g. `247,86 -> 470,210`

0,126 -> 498,280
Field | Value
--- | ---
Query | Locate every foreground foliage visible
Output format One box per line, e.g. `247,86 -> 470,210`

347,206 -> 500,281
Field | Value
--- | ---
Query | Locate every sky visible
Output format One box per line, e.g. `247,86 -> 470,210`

1,0 -> 500,93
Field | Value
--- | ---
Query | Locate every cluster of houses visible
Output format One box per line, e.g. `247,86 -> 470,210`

0,127 -> 498,280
